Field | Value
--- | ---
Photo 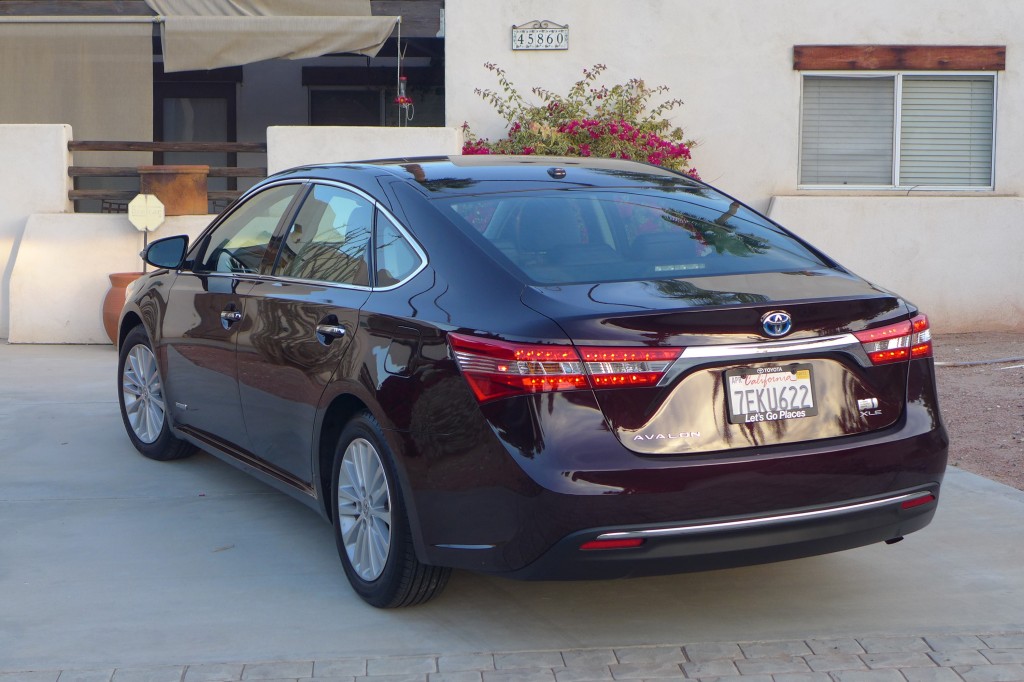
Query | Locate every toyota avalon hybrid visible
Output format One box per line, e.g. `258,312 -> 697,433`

117,156 -> 948,607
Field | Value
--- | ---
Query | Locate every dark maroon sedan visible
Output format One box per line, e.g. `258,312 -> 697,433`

117,156 -> 948,607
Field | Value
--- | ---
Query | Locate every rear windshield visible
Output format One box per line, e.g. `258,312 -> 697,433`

434,188 -> 827,285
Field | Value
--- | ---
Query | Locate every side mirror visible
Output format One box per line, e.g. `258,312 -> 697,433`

143,235 -> 189,270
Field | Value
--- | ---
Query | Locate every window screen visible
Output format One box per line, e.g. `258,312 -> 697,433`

900,76 -> 994,186
801,76 -> 895,185
800,73 -> 995,188
275,184 -> 372,286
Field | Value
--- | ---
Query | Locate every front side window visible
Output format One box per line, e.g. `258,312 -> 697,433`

274,184 -> 373,286
194,184 -> 300,274
800,73 -> 995,188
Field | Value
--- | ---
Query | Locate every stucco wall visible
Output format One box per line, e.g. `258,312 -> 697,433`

0,125 -> 72,339
444,0 -> 1023,331
267,126 -> 464,174
768,196 -> 1024,333
8,215 -> 213,344
445,0 -> 1024,206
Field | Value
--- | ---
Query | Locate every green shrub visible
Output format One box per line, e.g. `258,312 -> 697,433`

462,63 -> 699,177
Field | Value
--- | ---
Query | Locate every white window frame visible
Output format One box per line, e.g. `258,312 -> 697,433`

798,70 -> 997,192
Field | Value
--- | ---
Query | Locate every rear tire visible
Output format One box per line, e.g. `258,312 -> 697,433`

118,325 -> 194,461
332,412 -> 450,607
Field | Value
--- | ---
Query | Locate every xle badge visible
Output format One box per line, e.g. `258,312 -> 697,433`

857,397 -> 882,417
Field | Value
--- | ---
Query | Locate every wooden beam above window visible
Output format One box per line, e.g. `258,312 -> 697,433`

794,45 -> 1006,71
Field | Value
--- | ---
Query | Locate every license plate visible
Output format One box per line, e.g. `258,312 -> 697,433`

725,364 -> 818,425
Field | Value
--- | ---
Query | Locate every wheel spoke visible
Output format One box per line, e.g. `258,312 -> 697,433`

368,525 -> 386,576
122,375 -> 143,396
342,520 -> 361,546
370,506 -> 391,527
146,402 -> 163,441
337,486 -> 361,508
127,351 -> 143,383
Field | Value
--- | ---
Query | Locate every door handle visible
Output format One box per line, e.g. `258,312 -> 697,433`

220,309 -> 242,329
316,324 -> 346,339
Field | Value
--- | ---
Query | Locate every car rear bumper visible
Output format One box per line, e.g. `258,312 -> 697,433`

406,359 -> 948,577
498,484 -> 939,580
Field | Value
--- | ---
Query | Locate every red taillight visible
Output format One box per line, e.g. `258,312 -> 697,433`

448,334 -> 587,402
579,346 -> 682,388
448,333 -> 682,403
910,314 -> 933,359
854,314 -> 932,365
580,538 -> 645,551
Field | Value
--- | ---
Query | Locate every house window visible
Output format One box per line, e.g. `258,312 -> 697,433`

793,45 -> 1004,190
800,73 -> 995,188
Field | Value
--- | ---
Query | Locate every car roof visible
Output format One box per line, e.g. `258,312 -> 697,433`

267,155 -> 701,197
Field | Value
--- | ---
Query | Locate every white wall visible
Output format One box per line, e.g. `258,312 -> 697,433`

444,0 -> 1024,331
267,125 -> 464,174
445,0 -> 1024,206
769,197 -> 1024,333
0,125 -> 72,339
8,214 -> 213,344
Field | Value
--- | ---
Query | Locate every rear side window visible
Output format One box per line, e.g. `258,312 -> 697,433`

437,189 -> 826,285
375,212 -> 423,287
275,184 -> 373,286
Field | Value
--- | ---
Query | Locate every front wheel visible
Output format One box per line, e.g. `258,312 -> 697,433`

118,325 -> 194,461
332,412 -> 450,607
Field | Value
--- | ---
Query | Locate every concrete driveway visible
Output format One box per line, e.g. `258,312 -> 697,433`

2,343 -> 1023,673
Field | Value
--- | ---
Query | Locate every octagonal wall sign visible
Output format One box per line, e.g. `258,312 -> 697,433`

128,194 -> 166,232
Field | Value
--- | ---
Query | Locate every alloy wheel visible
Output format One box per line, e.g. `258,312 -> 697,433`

336,437 -> 393,581
121,344 -> 166,444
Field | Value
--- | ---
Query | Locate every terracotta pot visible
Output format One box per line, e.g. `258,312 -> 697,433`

102,272 -> 143,344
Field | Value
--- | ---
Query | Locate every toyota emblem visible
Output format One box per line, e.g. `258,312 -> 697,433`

761,311 -> 793,338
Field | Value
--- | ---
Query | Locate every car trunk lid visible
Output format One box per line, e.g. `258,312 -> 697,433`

520,269 -> 916,455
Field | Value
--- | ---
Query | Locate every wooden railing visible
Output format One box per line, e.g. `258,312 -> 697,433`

67,140 -> 268,212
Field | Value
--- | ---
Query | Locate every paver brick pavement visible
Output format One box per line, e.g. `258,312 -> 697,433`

3,633 -> 1024,682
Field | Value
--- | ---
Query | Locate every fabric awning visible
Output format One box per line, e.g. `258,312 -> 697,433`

0,22 -> 153,141
144,0 -> 399,73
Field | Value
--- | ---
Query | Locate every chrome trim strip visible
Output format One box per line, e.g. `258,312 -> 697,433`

658,333 -> 869,385
179,177 -> 428,291
680,333 -> 859,359
595,492 -> 929,541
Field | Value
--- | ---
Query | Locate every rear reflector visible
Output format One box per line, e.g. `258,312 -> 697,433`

448,333 -> 682,403
580,538 -> 645,551
901,493 -> 936,510
854,314 -> 932,365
